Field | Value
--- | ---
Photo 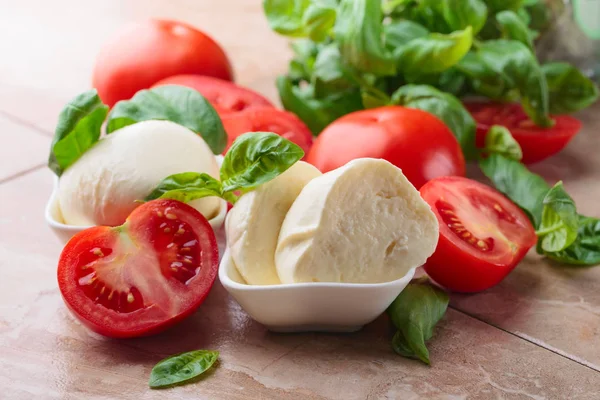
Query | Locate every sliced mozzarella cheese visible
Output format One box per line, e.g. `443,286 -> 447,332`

276,158 -> 439,284
226,161 -> 322,285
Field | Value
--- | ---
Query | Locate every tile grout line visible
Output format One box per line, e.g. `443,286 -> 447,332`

0,110 -> 53,138
449,305 -> 600,374
0,163 -> 46,185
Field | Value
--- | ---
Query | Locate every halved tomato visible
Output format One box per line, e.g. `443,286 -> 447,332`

420,176 -> 537,293
57,199 -> 219,338
220,108 -> 313,155
152,75 -> 274,115
466,102 -> 582,164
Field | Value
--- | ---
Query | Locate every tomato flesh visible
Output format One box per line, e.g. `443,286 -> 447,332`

466,102 -> 582,164
420,176 -> 537,293
153,75 -> 274,115
221,108 -> 313,155
57,199 -> 219,338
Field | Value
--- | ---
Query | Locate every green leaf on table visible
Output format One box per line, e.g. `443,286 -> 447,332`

391,84 -> 477,160
386,277 -> 449,365
263,0 -> 310,37
496,10 -> 534,50
303,1 -> 337,42
394,27 -> 473,77
144,172 -> 226,203
479,153 -> 550,226
334,0 -> 396,76
149,350 -> 219,389
542,62 -> 600,114
106,85 -> 227,154
536,182 -> 579,253
220,132 -> 304,193
482,125 -> 523,161
384,20 -> 429,49
546,215 -> 600,266
48,89 -> 108,176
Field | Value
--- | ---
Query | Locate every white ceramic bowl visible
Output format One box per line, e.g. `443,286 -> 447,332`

45,177 -> 228,245
219,250 -> 416,333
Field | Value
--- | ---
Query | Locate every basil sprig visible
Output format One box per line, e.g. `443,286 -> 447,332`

481,125 -> 522,161
145,132 -> 304,204
387,277 -> 449,365
149,350 -> 219,389
48,89 -> 108,176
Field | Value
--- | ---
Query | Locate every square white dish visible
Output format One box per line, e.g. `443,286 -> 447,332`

219,250 -> 416,333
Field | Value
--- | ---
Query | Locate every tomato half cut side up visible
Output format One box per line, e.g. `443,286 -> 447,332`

466,102 -> 582,164
57,199 -> 219,338
420,177 -> 537,293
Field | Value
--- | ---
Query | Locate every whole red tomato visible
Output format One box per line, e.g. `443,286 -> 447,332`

93,20 -> 233,107
306,106 -> 465,188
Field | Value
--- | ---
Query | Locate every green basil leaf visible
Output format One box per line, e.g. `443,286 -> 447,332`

144,172 -> 226,203
542,62 -> 600,114
277,75 -> 364,135
483,125 -> 523,161
441,0 -> 488,35
391,84 -> 477,160
288,40 -> 319,82
334,0 -> 396,76
546,215 -> 600,266
220,132 -> 304,193
537,182 -> 579,253
149,350 -> 219,389
312,44 -> 357,96
386,277 -> 449,365
479,153 -> 550,226
303,1 -> 337,42
48,89 -> 108,176
395,27 -> 473,77
106,86 -> 227,154
496,10 -> 534,50
474,40 -> 552,127
457,51 -> 514,99
263,0 -> 310,37
484,0 -> 524,12
384,20 -> 429,49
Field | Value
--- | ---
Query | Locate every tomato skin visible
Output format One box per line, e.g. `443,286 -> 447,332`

420,177 -> 537,293
220,108 -> 313,156
306,106 -> 465,189
93,20 -> 233,107
57,200 -> 219,338
153,75 -> 274,115
466,102 -> 582,164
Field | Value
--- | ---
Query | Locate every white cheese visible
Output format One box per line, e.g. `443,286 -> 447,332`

276,158 -> 439,284
226,161 -> 322,285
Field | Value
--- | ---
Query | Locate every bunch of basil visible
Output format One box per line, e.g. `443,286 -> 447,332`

264,0 -> 600,267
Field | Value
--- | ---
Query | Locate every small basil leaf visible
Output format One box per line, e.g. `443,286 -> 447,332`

483,125 -> 523,161
496,10 -> 534,50
106,85 -> 227,155
303,1 -> 337,42
391,84 -> 477,160
537,182 -> 579,253
441,0 -> 488,35
542,62 -> 600,114
263,0 -> 310,37
220,132 -> 304,193
288,40 -> 319,82
395,27 -> 473,77
392,330 -> 418,358
384,20 -> 429,50
334,0 -> 396,76
312,44 -> 356,96
479,154 -> 550,226
149,350 -> 219,389
48,89 -> 108,176
144,172 -> 225,203
457,51 -> 513,99
546,215 -> 600,266
386,277 -> 449,365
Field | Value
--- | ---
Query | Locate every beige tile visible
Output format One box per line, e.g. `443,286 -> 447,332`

0,115 -> 49,181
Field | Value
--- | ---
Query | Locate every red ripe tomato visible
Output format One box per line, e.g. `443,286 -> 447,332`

466,102 -> 582,164
220,108 -> 313,155
93,20 -> 233,107
420,177 -> 537,293
153,75 -> 274,115
57,199 -> 219,338
306,106 -> 465,189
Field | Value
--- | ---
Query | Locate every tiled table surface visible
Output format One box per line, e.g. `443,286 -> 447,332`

1,1 -> 599,399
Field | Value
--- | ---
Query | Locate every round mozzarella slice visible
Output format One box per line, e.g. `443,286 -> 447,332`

226,161 -> 322,285
276,158 -> 439,284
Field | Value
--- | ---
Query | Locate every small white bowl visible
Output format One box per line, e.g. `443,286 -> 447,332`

219,250 -> 416,333
45,177 -> 228,245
